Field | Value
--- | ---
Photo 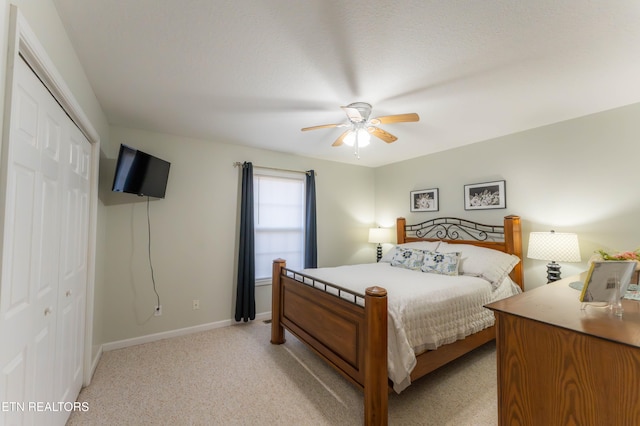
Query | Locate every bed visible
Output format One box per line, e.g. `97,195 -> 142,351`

270,215 -> 523,425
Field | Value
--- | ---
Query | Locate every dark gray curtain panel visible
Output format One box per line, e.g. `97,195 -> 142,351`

235,162 -> 255,322
304,170 -> 317,268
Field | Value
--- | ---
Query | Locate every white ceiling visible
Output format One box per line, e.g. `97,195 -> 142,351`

53,0 -> 640,167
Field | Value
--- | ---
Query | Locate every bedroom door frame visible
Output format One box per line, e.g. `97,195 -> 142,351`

2,5 -> 100,387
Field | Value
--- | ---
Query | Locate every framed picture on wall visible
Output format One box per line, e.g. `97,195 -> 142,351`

410,188 -> 439,212
464,180 -> 506,210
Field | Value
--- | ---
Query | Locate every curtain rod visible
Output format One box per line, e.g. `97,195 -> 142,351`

233,162 -> 316,176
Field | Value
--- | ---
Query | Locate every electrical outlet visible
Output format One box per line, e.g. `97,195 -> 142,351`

154,305 -> 162,316
192,299 -> 200,310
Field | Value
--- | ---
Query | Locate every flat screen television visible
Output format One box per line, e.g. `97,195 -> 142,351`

111,144 -> 171,198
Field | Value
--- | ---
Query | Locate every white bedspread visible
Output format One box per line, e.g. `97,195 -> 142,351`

301,262 -> 520,393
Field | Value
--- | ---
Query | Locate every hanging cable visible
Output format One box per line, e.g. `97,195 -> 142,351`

147,196 -> 161,312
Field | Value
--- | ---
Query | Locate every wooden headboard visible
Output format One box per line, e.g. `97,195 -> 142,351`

396,215 -> 524,290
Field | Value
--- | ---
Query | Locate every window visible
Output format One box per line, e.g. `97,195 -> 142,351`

254,169 -> 305,282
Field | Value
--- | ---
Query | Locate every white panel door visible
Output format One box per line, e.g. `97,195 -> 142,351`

53,121 -> 91,420
0,56 -> 89,426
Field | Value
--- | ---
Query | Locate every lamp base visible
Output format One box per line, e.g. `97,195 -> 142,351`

376,244 -> 382,262
546,261 -> 561,283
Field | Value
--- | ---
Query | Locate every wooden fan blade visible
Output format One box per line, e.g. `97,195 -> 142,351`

301,123 -> 341,132
332,130 -> 350,147
368,126 -> 398,143
369,113 -> 419,126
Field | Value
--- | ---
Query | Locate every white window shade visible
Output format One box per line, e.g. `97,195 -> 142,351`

254,172 -> 305,280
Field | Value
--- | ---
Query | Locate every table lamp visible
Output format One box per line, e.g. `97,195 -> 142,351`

368,228 -> 391,262
527,230 -> 581,283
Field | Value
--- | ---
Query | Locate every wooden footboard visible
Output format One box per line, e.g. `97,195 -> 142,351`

271,259 -> 388,425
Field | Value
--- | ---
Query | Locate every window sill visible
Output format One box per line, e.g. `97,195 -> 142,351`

255,278 -> 271,287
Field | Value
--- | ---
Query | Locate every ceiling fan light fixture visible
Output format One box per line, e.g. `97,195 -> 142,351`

302,102 -> 419,152
343,128 -> 371,147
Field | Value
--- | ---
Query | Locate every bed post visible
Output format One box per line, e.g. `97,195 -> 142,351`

364,286 -> 388,426
270,258 -> 286,344
503,215 -> 524,290
396,217 -> 406,244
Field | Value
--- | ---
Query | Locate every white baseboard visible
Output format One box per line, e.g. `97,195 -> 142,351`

102,311 -> 272,352
89,346 -> 102,382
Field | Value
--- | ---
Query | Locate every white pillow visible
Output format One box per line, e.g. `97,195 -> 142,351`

437,242 -> 520,287
380,241 -> 441,263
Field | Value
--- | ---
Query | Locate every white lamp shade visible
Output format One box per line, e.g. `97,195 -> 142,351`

527,231 -> 581,262
344,129 -> 371,147
368,228 -> 391,244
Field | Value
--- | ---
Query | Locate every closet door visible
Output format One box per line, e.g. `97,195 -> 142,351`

0,56 -> 89,426
53,122 -> 91,415
0,56 -> 63,426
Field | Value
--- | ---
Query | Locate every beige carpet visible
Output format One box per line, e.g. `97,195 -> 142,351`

68,321 -> 497,425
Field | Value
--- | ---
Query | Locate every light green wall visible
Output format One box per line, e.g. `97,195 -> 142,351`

0,1 -> 111,360
100,126 -> 376,342
374,103 -> 640,290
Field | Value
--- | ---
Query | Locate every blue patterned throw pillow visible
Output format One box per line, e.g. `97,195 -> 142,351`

421,250 -> 461,276
390,247 -> 425,270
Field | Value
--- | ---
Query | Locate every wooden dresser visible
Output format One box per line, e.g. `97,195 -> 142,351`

486,273 -> 640,426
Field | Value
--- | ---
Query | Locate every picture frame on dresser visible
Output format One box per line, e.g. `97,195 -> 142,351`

464,180 -> 506,210
579,260 -> 636,302
410,188 -> 439,212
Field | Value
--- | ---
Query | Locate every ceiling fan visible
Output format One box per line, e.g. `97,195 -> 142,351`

301,102 -> 420,153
